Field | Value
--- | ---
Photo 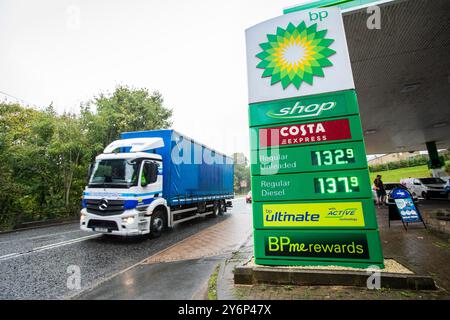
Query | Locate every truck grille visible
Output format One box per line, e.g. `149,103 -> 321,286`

87,219 -> 119,231
86,199 -> 125,216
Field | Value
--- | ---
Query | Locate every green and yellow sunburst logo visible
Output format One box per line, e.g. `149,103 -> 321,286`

256,21 -> 336,90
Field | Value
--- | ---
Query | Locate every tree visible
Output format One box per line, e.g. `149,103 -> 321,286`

0,85 -> 173,231
0,103 -> 56,225
48,113 -> 88,209
233,153 -> 250,194
83,86 -> 173,151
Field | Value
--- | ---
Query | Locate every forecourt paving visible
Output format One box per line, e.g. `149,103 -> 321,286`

245,7 -> 384,268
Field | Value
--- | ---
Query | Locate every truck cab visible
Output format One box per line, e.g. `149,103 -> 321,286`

80,138 -> 167,236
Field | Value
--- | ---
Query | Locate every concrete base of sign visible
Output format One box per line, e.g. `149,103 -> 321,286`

234,258 -> 437,290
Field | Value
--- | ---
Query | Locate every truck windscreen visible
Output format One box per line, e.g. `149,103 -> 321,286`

89,159 -> 138,188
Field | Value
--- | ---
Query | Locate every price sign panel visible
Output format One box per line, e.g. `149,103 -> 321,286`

251,141 -> 368,175
252,169 -> 372,201
312,148 -> 357,167
245,7 -> 384,268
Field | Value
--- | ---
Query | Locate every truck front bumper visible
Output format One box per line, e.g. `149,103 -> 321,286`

80,208 -> 151,236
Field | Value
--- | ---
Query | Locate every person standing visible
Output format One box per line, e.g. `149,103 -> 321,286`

374,175 -> 386,208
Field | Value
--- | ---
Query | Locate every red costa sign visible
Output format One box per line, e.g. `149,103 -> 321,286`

259,119 -> 352,147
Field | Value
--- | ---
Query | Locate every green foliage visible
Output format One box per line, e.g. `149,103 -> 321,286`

82,86 -> 172,150
207,264 -> 220,300
445,162 -> 450,174
0,86 -> 172,231
369,155 -> 430,172
233,153 -> 250,195
369,165 -> 432,183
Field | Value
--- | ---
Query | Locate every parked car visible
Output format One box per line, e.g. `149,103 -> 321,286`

445,179 -> 450,196
401,177 -> 447,200
246,191 -> 252,203
372,183 -> 418,205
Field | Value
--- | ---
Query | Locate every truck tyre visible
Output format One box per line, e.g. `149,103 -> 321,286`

212,202 -> 220,218
150,210 -> 165,238
218,200 -> 226,215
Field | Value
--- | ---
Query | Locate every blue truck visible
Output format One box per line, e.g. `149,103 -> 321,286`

80,130 -> 234,237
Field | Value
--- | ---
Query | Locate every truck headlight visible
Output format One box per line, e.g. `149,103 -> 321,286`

122,217 -> 135,225
80,213 -> 86,222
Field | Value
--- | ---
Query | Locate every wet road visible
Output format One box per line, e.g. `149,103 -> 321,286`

0,198 -> 251,299
378,198 -> 450,291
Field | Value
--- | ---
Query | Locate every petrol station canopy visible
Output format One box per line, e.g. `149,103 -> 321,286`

286,0 -> 450,155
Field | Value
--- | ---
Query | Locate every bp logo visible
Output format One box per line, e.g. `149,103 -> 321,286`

256,21 -> 336,90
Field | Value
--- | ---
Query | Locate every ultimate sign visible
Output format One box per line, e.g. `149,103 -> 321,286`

246,7 -> 384,268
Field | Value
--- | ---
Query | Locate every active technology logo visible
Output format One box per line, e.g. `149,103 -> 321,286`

256,21 -> 336,90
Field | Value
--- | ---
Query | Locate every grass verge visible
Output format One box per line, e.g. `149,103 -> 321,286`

207,264 -> 220,300
369,165 -> 432,183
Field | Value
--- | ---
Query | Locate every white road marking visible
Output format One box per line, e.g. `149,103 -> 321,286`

0,229 -> 84,244
0,234 -> 101,262
32,234 -> 101,252
0,252 -> 21,260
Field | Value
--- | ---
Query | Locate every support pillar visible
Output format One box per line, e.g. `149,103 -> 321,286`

426,141 -> 445,177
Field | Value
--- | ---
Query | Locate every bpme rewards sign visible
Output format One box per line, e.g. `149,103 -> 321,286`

245,7 -> 384,268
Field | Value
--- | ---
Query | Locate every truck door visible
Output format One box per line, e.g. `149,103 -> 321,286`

140,160 -> 163,198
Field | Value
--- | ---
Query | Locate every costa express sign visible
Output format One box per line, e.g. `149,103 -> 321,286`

253,115 -> 364,149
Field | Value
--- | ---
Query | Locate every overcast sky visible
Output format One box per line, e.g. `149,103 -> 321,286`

0,0 -> 314,159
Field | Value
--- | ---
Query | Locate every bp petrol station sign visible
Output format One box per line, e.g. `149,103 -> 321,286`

245,7 -> 384,268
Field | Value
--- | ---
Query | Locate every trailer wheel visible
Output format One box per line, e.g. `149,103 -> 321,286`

150,210 -> 165,238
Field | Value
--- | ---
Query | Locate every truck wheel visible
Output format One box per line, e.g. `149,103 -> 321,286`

218,200 -> 226,215
212,202 -> 220,218
422,192 -> 430,200
150,210 -> 165,238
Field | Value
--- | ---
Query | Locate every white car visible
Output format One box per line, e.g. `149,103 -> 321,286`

401,177 -> 447,200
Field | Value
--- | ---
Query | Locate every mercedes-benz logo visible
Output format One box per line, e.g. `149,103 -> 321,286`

99,199 -> 109,211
